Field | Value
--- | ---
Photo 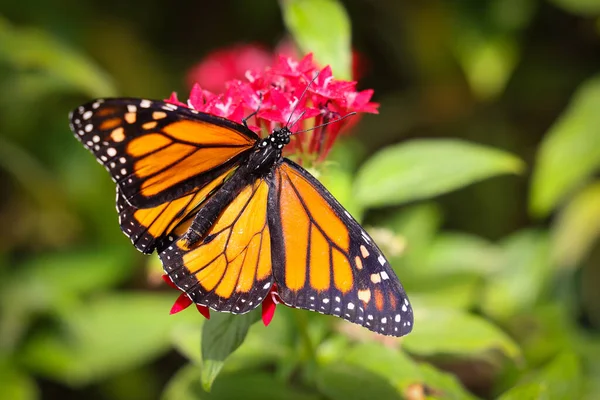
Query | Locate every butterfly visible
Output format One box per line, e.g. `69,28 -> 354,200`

69,97 -> 414,337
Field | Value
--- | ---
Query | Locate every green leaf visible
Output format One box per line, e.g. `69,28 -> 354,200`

223,307 -> 294,371
316,362 -> 402,400
418,362 -> 478,400
522,352 -> 583,399
0,362 -> 38,400
497,382 -> 548,400
20,293 -> 195,386
550,0 -> 600,15
163,364 -> 320,400
354,139 -> 525,208
281,0 -> 352,79
424,232 -> 502,277
0,249 -> 134,351
340,343 -> 476,399
551,181 -> 600,268
342,343 -> 421,391
453,31 -> 518,100
0,17 -> 116,97
481,230 -> 551,320
530,75 -> 600,217
408,276 -> 480,310
201,311 -> 259,391
403,306 -> 521,361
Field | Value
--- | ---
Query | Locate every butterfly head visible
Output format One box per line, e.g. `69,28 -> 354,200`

259,127 -> 292,150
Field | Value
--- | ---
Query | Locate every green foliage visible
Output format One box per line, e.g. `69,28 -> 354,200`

403,307 -> 521,360
0,17 -> 116,98
200,311 -> 260,391
280,0 -> 352,79
1,1 -> 599,399
20,293 -> 196,386
354,139 -> 524,208
530,75 -> 600,218
551,181 -> 600,269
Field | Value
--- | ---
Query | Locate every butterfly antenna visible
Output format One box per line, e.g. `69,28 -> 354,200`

293,111 -> 357,135
285,70 -> 321,128
289,110 -> 306,130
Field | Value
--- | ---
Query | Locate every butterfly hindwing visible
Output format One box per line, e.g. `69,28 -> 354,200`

268,160 -> 414,336
115,166 -> 236,254
159,179 -> 274,314
69,98 -> 258,209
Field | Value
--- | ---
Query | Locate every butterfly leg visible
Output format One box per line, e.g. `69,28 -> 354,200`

242,93 -> 263,129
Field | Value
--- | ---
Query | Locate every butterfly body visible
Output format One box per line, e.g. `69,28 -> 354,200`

69,98 -> 414,337
183,129 -> 289,247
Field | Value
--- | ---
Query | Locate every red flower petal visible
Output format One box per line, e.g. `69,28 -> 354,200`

196,304 -> 211,320
261,296 -> 276,327
262,285 -> 281,327
165,92 -> 188,107
170,293 -> 193,315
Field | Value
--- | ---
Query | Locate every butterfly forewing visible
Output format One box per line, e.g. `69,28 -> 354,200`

69,98 -> 257,209
268,160 -> 414,336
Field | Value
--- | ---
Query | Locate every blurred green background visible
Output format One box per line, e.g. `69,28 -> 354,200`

1,0 -> 600,399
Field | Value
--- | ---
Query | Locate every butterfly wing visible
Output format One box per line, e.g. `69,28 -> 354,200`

69,98 -> 258,208
159,179 -> 274,313
115,166 -> 235,253
268,160 -> 413,337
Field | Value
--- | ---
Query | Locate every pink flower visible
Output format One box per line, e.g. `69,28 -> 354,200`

169,52 -> 379,162
164,52 -> 379,325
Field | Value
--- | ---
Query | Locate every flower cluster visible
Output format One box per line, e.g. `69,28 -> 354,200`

168,53 -> 378,163
164,52 -> 378,325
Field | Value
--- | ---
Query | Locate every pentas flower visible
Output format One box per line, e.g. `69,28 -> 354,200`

169,53 -> 379,162
164,53 -> 378,326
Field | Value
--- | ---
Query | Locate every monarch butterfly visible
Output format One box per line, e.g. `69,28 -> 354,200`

69,97 -> 414,337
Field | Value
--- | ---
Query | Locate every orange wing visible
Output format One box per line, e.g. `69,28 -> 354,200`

159,179 -> 274,313
70,98 -> 258,208
268,160 -> 413,337
116,166 -> 236,254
